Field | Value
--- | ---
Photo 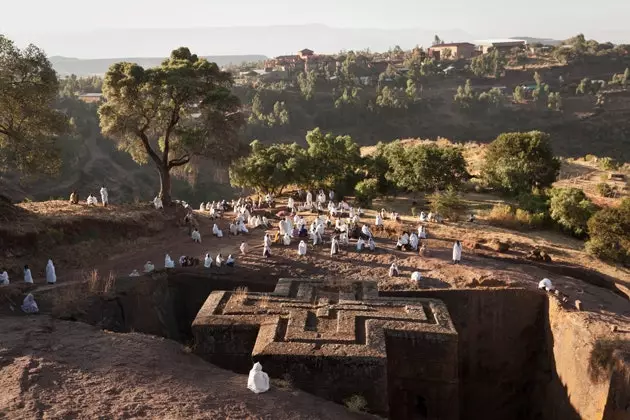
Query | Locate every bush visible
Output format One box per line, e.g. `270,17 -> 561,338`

596,183 -> 617,198
549,187 -> 598,237
482,131 -> 560,195
586,199 -> 630,264
344,395 -> 368,413
354,178 -> 379,208
487,204 -> 546,230
427,188 -> 466,221
599,157 -> 620,171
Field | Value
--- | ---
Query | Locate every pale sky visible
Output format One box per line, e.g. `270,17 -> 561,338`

2,0 -> 629,57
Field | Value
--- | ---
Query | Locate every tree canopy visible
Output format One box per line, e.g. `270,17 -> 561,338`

0,35 -> 69,177
482,131 -> 560,194
98,47 -> 244,203
586,199 -> 630,265
383,142 -> 468,192
548,187 -> 598,237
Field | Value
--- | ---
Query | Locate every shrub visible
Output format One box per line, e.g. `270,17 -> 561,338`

599,157 -> 620,171
584,154 -> 597,162
586,199 -> 630,264
596,183 -> 616,198
482,131 -> 560,195
487,204 -> 546,230
549,187 -> 598,237
354,178 -> 379,208
427,188 -> 466,221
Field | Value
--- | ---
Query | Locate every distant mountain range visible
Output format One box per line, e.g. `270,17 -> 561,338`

50,55 -> 268,76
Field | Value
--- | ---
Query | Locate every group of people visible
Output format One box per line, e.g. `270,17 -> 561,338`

0,260 -> 57,286
70,186 -> 109,207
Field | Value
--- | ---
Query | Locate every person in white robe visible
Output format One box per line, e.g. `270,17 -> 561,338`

205,202 -> 212,211
21,294 -> 39,314
263,234 -> 272,249
419,211 -> 427,222
144,261 -> 155,273
368,237 -> 376,251
298,240 -> 307,256
288,197 -> 295,212
411,271 -> 422,282
153,196 -> 163,209
204,253 -> 213,268
306,191 -> 313,207
261,216 -> 269,228
361,224 -> 372,239
401,233 -> 410,246
452,241 -> 462,264
539,278 -> 554,292
263,244 -> 272,258
24,265 -> 33,283
279,219 -> 287,236
226,255 -> 235,267
375,214 -> 384,227
129,269 -> 140,277
213,224 -> 224,238
0,270 -> 9,285
356,237 -> 366,252
389,262 -> 400,277
179,255 -> 187,266
229,223 -> 238,236
409,233 -> 419,251
418,225 -> 427,239
239,221 -> 249,234
165,254 -> 175,269
427,212 -> 434,222
45,259 -> 56,284
339,232 -> 349,246
357,207 -> 363,216
247,362 -> 270,394
100,186 -> 109,207
240,242 -> 249,255
330,236 -> 339,256
209,207 -> 217,219
199,202 -> 205,211
283,233 -> 291,246
86,194 -> 97,206
216,254 -> 224,267
191,228 -> 202,243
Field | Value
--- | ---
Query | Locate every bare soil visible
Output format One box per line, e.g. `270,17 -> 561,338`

0,316 -> 369,420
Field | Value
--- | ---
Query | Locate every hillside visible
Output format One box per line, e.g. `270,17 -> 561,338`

50,55 -> 268,76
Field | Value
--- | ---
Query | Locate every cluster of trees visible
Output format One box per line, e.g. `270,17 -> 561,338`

230,128 -> 470,202
454,80 -> 504,111
471,50 -> 506,78
248,93 -> 290,127
59,75 -> 103,97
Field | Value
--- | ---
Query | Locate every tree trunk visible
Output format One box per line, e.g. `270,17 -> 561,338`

158,166 -> 172,205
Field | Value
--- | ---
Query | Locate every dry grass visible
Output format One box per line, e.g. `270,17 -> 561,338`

258,294 -> 270,309
52,269 -> 117,318
233,286 -> 248,304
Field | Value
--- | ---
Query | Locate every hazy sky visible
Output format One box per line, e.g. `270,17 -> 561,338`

2,0 -> 629,57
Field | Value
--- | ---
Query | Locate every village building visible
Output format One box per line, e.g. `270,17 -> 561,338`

428,43 -> 477,60
475,39 -> 527,54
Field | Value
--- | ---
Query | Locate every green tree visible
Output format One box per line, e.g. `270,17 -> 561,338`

576,78 -> 591,95
376,86 -> 408,109
454,80 -> 475,109
98,47 -> 244,204
548,187 -> 598,236
478,88 -> 505,109
229,140 -> 306,194
354,178 -> 379,207
471,50 -> 505,77
586,199 -> 630,264
405,79 -> 419,101
482,131 -> 560,194
433,35 -> 443,46
532,72 -> 549,105
427,188 -> 467,221
513,85 -> 525,103
384,142 -> 468,192
334,87 -> 360,109
297,70 -> 317,100
305,128 -> 362,193
0,35 -> 70,178
548,92 -> 562,111
624,68 -> 630,86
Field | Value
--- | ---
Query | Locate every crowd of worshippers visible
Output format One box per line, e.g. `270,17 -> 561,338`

129,250 -> 242,276
0,259 -> 57,286
69,186 -> 109,207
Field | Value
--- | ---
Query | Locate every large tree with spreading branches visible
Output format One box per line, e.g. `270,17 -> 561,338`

0,35 -> 69,179
99,47 -> 244,204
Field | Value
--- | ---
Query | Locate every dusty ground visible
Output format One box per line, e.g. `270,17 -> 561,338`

0,316 -> 368,420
